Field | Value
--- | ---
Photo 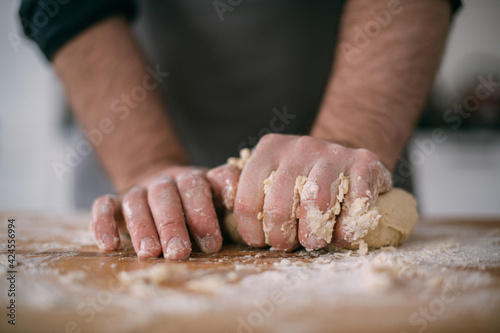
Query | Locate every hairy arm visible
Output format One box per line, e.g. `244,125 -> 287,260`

54,17 -> 223,259
53,16 -> 188,192
211,0 -> 454,251
311,0 -> 452,170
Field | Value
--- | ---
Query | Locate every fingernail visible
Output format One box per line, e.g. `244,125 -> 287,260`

198,234 -> 220,253
164,237 -> 190,259
137,237 -> 160,258
100,234 -> 119,250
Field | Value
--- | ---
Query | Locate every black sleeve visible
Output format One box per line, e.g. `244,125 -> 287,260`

449,0 -> 462,16
19,0 -> 137,61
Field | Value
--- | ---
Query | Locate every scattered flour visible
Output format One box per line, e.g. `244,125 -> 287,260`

3,219 -> 499,333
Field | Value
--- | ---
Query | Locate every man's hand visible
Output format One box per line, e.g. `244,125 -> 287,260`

51,18 -> 222,260
209,134 -> 392,252
208,0 -> 451,252
90,166 -> 222,260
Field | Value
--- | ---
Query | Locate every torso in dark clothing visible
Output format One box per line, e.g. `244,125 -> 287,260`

134,0 -> 345,167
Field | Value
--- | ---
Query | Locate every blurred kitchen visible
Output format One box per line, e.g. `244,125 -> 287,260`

1,0 -> 499,217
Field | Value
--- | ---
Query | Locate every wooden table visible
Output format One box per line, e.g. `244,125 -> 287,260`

1,212 -> 499,333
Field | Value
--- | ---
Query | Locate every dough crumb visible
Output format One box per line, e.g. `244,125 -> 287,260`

260,171 -> 277,244
357,240 -> 368,255
340,197 -> 381,243
336,173 -> 349,204
263,171 -> 275,195
300,173 -> 349,244
301,179 -> 319,200
292,176 -> 308,219
227,148 -> 252,169
305,207 -> 336,244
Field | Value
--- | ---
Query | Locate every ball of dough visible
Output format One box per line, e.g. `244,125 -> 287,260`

223,188 -> 418,250
348,188 -> 419,249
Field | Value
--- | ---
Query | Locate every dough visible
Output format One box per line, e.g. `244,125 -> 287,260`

223,188 -> 418,251
223,209 -> 244,244
223,149 -> 418,251
344,188 -> 418,250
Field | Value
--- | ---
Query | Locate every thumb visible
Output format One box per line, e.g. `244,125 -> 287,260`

206,164 -> 241,210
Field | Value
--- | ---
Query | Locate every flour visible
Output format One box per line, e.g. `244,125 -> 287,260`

300,173 -> 349,244
339,196 -> 381,243
3,211 -> 499,333
119,263 -> 183,286
261,171 -> 276,243
292,175 -> 307,219
185,275 -> 228,293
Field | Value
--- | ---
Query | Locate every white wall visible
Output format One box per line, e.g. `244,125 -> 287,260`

412,131 -> 500,218
434,0 -> 500,104
0,0 -> 72,212
411,0 -> 500,217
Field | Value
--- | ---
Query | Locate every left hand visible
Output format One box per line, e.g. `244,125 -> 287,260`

91,166 -> 223,260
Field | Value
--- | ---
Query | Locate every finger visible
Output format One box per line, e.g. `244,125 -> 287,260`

233,153 -> 277,248
298,162 -> 343,250
91,195 -> 121,251
148,177 -> 191,260
333,149 -> 392,247
122,187 -> 162,258
176,170 -> 222,253
206,164 -> 242,210
262,164 -> 304,251
348,150 -> 393,204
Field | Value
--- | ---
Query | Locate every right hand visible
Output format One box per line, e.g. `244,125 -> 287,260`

207,134 -> 393,251
90,166 -> 223,260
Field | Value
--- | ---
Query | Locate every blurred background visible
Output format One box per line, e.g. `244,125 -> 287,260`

1,0 -> 499,217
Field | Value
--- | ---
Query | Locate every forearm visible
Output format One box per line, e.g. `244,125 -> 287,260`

53,17 -> 188,192
311,0 -> 451,170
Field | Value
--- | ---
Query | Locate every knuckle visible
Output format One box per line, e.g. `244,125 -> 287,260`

259,133 -> 280,144
327,142 -> 349,157
205,168 -> 230,195
264,202 -> 292,222
127,220 -> 151,235
91,195 -> 117,229
176,171 -> 206,189
124,186 -> 146,201
157,217 -> 181,230
93,195 -> 114,210
295,135 -> 316,148
148,177 -> 174,195
234,198 -> 259,217
206,165 -> 226,181
93,195 -> 106,206
294,136 -> 323,157
122,192 -> 147,220
329,142 -> 345,150
355,148 -> 379,163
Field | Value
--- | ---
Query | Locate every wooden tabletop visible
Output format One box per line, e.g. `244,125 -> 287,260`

1,212 -> 499,333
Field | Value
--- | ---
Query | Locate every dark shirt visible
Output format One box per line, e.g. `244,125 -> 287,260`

19,0 -> 462,167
